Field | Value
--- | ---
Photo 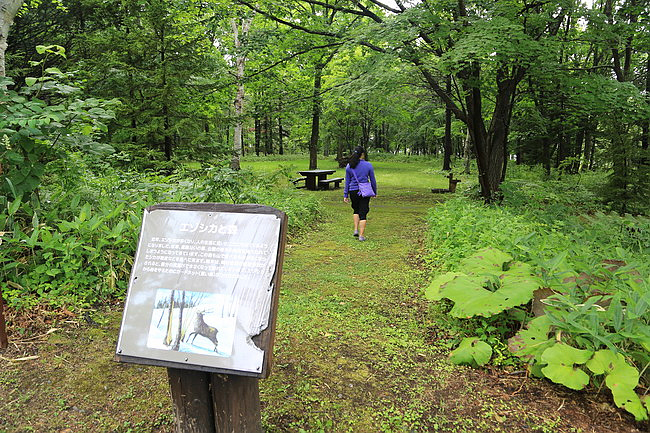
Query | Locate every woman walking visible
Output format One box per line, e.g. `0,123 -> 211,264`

343,146 -> 377,241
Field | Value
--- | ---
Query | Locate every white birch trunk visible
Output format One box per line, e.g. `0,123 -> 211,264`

0,0 -> 24,79
230,17 -> 251,171
463,129 -> 472,174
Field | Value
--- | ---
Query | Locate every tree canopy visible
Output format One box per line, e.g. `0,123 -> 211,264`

0,0 -> 648,208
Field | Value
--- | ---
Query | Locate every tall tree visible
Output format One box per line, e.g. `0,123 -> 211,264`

0,0 -> 24,78
230,15 -> 252,170
238,0 -> 571,199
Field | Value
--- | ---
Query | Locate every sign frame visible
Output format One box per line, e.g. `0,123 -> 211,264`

114,202 -> 288,379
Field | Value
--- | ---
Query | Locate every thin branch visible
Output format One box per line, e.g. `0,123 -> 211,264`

352,1 -> 384,23
236,0 -> 339,37
560,65 -> 616,71
245,42 -> 344,80
367,0 -> 402,14
297,0 -> 370,17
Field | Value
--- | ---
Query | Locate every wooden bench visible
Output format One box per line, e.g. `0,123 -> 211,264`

319,177 -> 344,190
291,177 -> 307,188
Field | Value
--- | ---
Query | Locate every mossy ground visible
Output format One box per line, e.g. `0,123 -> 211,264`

0,158 -> 642,432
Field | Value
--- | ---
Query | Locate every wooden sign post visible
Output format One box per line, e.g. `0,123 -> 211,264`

115,203 -> 287,432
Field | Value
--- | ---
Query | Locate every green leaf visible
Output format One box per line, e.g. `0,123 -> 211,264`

607,365 -> 647,421
8,197 -> 22,216
586,349 -> 626,375
587,350 -> 648,421
25,77 -> 38,86
81,124 -> 94,135
460,247 -> 512,274
508,315 -> 555,362
4,150 -> 24,164
449,337 -> 492,367
79,203 -> 91,223
424,272 -> 464,300
541,344 -> 593,390
434,249 -> 541,318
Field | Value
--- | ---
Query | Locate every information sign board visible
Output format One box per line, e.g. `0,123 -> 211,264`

115,203 -> 287,378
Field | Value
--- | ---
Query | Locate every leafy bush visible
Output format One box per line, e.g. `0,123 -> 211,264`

424,179 -> 650,421
1,163 -> 321,310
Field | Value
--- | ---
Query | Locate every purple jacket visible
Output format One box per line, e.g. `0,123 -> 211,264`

344,160 -> 377,198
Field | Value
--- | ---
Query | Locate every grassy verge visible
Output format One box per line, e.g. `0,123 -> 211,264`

0,157 -> 641,432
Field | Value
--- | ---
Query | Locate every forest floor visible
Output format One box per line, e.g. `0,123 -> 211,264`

0,160 -> 645,432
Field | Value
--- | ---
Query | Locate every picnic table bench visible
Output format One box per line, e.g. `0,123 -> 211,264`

291,177 -> 307,188
297,169 -> 338,191
318,177 -> 344,190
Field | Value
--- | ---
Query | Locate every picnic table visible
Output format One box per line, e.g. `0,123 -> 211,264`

297,169 -> 343,191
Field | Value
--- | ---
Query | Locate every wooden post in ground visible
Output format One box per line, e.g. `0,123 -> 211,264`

168,368 -> 215,433
168,369 -> 263,433
211,374 -> 262,433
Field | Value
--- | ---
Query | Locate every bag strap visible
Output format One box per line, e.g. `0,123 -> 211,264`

350,166 -> 363,185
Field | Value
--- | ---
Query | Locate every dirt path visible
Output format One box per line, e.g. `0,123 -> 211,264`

261,185 -> 642,433
0,182 -> 643,433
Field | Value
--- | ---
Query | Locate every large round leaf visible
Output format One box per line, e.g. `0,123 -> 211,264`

450,337 -> 493,367
541,344 -> 593,390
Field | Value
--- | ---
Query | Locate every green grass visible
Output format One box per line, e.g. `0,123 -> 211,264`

0,156 -> 634,433
241,154 -> 470,191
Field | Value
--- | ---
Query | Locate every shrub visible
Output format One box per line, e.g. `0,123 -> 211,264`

1,163 -> 321,309
424,178 -> 650,421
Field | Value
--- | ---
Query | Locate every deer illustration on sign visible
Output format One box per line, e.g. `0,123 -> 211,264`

186,310 -> 219,352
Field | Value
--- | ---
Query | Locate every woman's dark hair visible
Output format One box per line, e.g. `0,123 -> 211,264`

349,146 -> 366,169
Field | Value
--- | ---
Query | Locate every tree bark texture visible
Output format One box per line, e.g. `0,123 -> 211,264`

0,0 -> 23,79
309,62 -> 324,170
463,129 -> 472,174
443,76 -> 453,171
168,369 -> 216,433
168,370 -> 263,433
278,115 -> 284,155
211,374 -> 262,433
230,18 -> 251,171
264,115 -> 272,155
254,117 -> 261,156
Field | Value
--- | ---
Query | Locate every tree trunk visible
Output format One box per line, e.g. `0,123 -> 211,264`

264,115 -> 272,155
165,290 -> 175,347
383,122 -> 390,152
462,63 -> 513,200
542,137 -> 551,176
309,62 -> 324,169
443,76 -> 453,171
0,0 -> 23,80
159,23 -> 172,161
230,18 -> 251,171
574,129 -> 584,173
240,127 -> 245,156
463,129 -> 472,174
278,115 -> 284,155
254,116 -> 261,156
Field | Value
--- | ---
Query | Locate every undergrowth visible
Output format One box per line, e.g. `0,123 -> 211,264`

424,176 -> 650,422
0,161 -> 321,310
